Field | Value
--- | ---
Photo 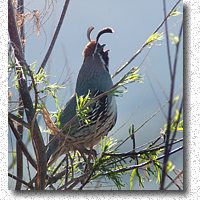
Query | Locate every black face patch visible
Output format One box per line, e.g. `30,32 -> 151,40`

100,50 -> 109,69
95,43 -> 109,71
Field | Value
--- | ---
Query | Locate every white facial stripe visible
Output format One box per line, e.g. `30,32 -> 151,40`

98,52 -> 109,71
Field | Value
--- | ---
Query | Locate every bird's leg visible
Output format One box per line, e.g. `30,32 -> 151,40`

80,147 -> 97,160
77,147 -> 96,173
88,148 -> 97,160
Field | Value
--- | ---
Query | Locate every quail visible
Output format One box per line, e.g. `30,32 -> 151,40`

47,27 -> 117,164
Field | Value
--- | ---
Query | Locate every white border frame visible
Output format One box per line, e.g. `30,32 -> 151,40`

1,0 -> 199,199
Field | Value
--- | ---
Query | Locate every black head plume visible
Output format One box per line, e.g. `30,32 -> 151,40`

87,26 -> 94,42
96,27 -> 114,43
83,26 -> 114,63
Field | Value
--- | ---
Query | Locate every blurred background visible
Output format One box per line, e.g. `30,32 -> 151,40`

8,0 -> 183,190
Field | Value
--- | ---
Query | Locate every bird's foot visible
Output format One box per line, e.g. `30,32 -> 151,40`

87,148 -> 97,160
77,147 -> 97,173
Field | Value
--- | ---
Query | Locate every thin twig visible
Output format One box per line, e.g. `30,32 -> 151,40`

115,101 -> 168,150
163,0 -> 173,78
27,159 -> 32,183
146,72 -> 168,119
8,112 -> 30,130
154,160 -> 181,190
8,0 -> 46,189
9,118 -> 37,169
39,0 -> 70,73
15,98 -> 24,190
111,0 -> 181,78
104,138 -> 183,158
46,170 -> 66,186
52,157 -> 66,175
100,146 -> 183,175
15,0 -> 25,190
57,172 -> 89,190
160,18 -> 183,190
164,170 -> 183,190
103,138 -> 182,169
64,154 -> 69,189
9,173 -> 34,189
168,97 -> 183,154
79,167 -> 96,190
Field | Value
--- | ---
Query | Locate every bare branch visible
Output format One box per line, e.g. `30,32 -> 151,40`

164,170 -> 183,190
160,5 -> 183,190
163,0 -> 173,78
8,173 -> 34,189
15,0 -> 25,190
39,0 -> 70,72
8,0 -> 46,189
112,0 -> 182,78
8,118 -> 37,169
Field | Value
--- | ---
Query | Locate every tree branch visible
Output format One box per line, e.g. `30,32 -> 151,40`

101,146 -> 183,175
39,0 -> 70,72
8,118 -> 37,169
9,173 -> 34,189
163,0 -> 173,78
8,0 -> 46,189
112,0 -> 182,78
160,5 -> 183,190
15,0 -> 25,190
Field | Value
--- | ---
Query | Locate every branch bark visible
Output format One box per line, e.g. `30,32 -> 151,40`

9,118 -> 37,169
15,0 -> 25,190
8,0 -> 46,190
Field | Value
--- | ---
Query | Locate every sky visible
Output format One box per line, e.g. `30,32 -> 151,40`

8,0 -> 183,190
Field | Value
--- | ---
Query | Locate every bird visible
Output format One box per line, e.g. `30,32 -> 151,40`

47,26 -> 117,165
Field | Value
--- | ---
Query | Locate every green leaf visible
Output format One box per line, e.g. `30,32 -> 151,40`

113,89 -> 128,97
173,95 -> 180,105
170,9 -> 182,17
172,110 -> 183,132
8,151 -> 17,170
34,68 -> 47,83
162,108 -> 183,134
76,91 -> 92,125
118,67 -> 143,87
154,161 -> 161,184
145,32 -> 163,47
177,120 -> 183,131
107,172 -> 125,189
136,169 -> 144,188
169,33 -> 179,45
166,161 -> 175,173
130,168 -> 137,190
100,136 -> 117,154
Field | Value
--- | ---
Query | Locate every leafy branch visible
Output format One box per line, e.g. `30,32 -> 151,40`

112,0 -> 182,78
